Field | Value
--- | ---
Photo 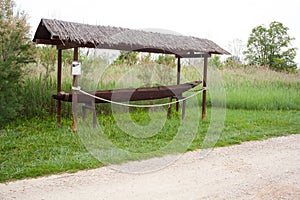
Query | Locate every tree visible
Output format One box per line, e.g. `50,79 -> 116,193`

244,21 -> 297,71
112,50 -> 139,66
155,55 -> 176,68
209,55 -> 223,69
0,0 -> 34,126
224,56 -> 244,68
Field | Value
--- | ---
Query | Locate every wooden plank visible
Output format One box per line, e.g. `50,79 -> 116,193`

176,52 -> 208,58
35,39 -> 63,45
57,42 -> 82,50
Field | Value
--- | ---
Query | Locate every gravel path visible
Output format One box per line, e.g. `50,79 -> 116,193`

1,134 -> 299,200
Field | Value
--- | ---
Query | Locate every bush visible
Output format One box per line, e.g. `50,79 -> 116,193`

0,0 -> 34,126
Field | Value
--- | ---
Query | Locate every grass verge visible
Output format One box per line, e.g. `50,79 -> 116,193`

1,109 -> 299,183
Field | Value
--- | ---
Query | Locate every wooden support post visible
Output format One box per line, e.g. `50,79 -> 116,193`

82,103 -> 97,128
82,106 -> 87,122
182,99 -> 186,120
57,49 -> 62,127
72,47 -> 79,132
202,55 -> 208,120
176,57 -> 181,112
167,97 -> 172,118
92,103 -> 97,128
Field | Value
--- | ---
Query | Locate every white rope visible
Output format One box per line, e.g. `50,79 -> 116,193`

72,86 -> 205,108
187,87 -> 206,92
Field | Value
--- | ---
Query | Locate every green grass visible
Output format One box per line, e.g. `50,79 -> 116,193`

222,67 -> 300,110
0,108 -> 299,183
192,109 -> 300,149
182,65 -> 300,110
0,118 -> 101,182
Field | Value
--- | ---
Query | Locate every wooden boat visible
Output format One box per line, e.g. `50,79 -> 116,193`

52,80 -> 202,103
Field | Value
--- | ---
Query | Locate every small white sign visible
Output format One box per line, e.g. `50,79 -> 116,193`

72,61 -> 81,75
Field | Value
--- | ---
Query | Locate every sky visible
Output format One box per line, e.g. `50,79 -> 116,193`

15,0 -> 300,65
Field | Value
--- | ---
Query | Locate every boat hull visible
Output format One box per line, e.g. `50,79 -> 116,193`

52,81 -> 201,103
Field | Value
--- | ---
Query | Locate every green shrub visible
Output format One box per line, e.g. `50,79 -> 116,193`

0,0 -> 34,126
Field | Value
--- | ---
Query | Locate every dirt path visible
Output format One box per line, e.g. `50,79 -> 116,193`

1,134 -> 299,200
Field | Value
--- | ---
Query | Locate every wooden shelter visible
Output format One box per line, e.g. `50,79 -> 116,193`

33,19 -> 229,129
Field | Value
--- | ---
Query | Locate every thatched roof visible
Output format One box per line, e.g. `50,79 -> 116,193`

33,19 -> 229,57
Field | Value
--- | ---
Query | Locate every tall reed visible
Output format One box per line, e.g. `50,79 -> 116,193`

22,74 -> 72,118
21,63 -> 299,120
